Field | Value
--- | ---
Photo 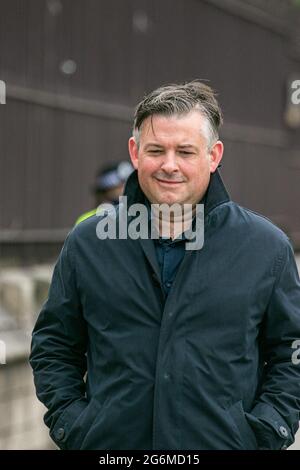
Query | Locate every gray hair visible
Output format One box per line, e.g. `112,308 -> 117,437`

132,80 -> 223,149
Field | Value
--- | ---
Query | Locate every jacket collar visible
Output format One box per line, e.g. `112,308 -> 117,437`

123,168 -> 230,218
123,169 -> 230,287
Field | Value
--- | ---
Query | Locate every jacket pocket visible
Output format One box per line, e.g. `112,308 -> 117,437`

227,400 -> 258,450
67,398 -> 102,450
50,398 -> 102,450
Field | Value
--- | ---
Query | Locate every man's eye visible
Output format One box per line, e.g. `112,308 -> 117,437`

148,149 -> 162,154
179,151 -> 193,155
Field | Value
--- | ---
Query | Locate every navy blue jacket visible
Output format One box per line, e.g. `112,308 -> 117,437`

29,169 -> 300,450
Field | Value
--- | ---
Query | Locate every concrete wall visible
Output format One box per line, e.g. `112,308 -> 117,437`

1,258 -> 300,449
0,360 -> 54,450
0,265 -> 56,450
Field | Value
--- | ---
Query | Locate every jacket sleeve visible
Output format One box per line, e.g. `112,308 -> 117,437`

29,230 -> 88,449
246,239 -> 300,450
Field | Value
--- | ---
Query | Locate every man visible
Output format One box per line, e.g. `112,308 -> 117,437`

30,81 -> 300,450
75,160 -> 133,225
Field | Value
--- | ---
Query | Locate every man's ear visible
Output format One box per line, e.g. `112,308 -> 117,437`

128,137 -> 139,170
209,141 -> 224,173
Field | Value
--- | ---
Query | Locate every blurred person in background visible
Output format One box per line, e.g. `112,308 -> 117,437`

30,80 -> 300,451
75,160 -> 133,225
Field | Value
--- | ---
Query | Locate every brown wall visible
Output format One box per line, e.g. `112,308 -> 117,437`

0,0 -> 300,263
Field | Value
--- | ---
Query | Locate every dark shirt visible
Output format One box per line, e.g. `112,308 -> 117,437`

155,235 -> 186,296
145,189 -> 208,296
145,197 -> 193,297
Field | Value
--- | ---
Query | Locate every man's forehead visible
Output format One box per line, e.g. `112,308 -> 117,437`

139,111 -> 206,142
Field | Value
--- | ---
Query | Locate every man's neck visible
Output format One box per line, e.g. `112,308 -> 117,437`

151,204 -> 196,240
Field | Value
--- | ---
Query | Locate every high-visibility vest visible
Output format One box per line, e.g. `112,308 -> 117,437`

75,208 -> 98,226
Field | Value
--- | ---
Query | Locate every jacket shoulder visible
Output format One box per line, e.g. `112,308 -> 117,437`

228,202 -> 291,246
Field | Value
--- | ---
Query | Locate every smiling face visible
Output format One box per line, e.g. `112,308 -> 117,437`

128,110 -> 224,206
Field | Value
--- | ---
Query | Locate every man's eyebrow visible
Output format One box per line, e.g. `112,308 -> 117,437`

144,143 -> 164,149
177,144 -> 198,150
144,143 -> 199,149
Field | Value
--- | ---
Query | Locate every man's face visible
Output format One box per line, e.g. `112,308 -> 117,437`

128,110 -> 224,206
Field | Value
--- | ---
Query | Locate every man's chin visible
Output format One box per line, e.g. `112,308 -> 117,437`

154,197 -> 182,206
145,189 -> 185,206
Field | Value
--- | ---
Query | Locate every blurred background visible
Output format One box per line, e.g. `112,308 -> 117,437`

0,0 -> 300,450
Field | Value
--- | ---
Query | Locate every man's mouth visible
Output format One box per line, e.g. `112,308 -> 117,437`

155,177 -> 184,185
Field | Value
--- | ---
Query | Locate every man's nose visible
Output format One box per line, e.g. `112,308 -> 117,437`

160,151 -> 179,172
